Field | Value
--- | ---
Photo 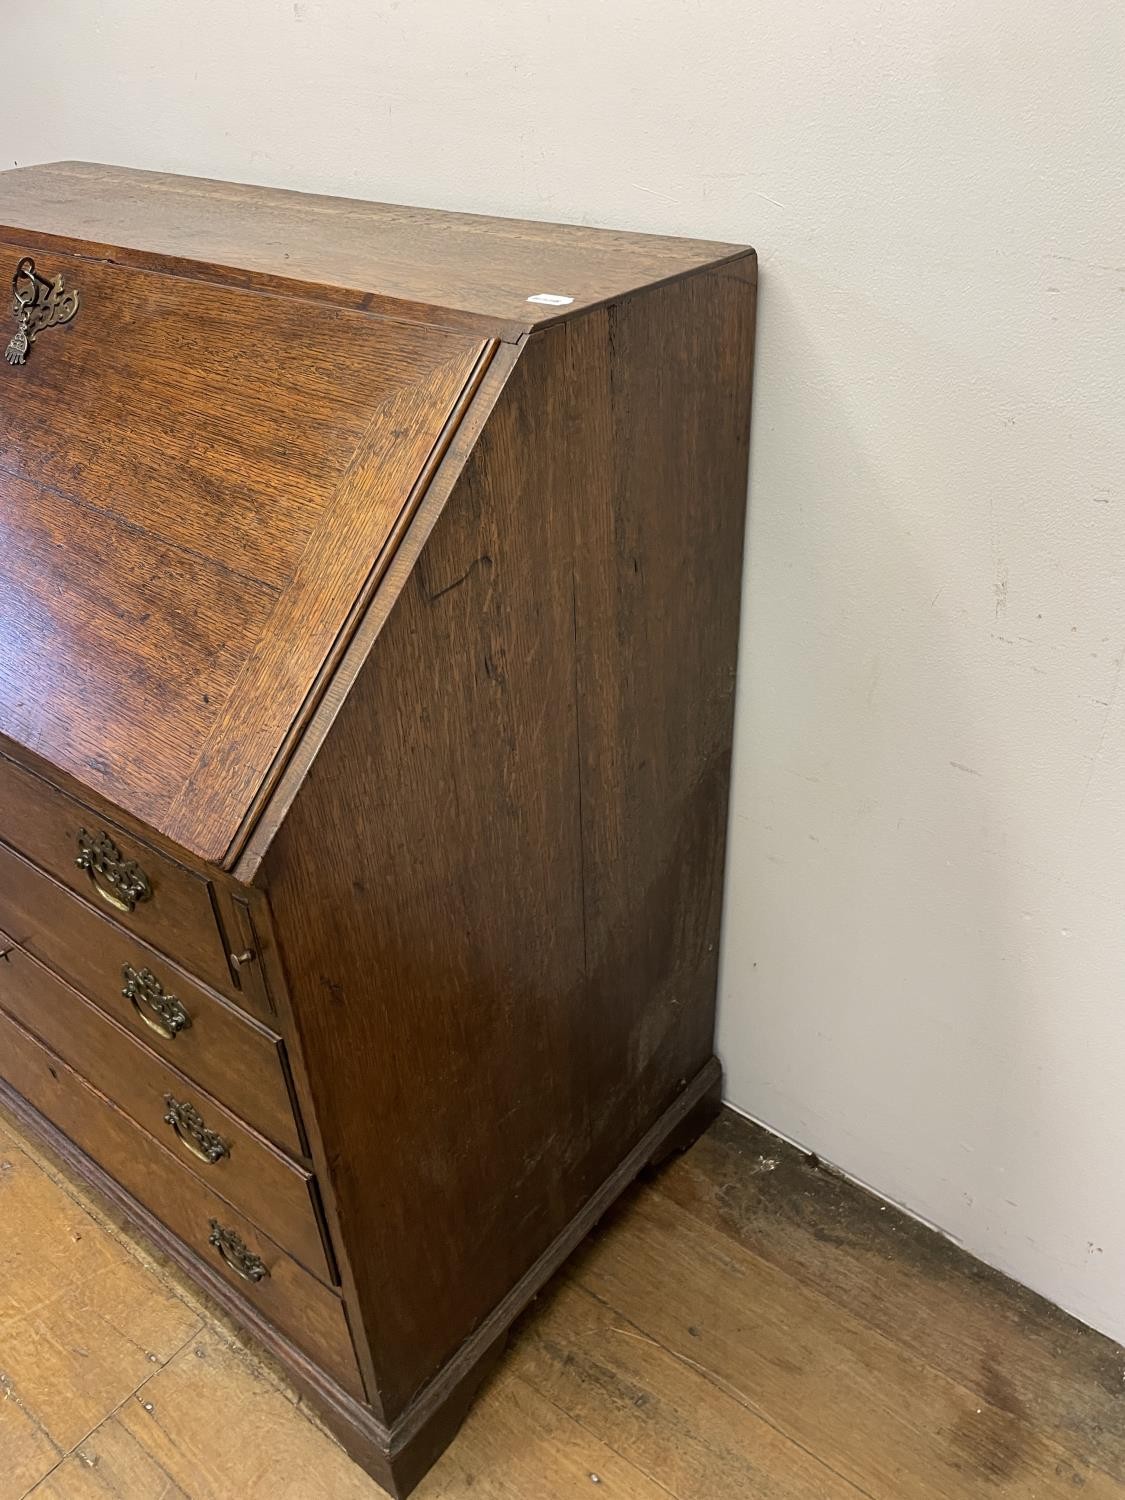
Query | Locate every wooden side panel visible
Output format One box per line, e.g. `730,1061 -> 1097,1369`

261,259 -> 757,1421
263,329 -> 587,1418
571,265 -> 758,1156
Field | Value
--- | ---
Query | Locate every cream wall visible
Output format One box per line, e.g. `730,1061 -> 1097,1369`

3,0 -> 1124,1343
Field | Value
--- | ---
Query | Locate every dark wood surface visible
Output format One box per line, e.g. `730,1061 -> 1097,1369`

0,162 -> 749,334
0,752 -> 236,998
0,166 -> 758,1496
264,319 -> 588,1419
229,339 -> 525,884
564,269 -> 755,1186
171,338 -> 499,869
263,262 -> 756,1426
0,230 -> 487,863
0,730 -> 281,1007
0,938 -> 331,1283
0,840 -> 304,1157
0,1003 -> 364,1402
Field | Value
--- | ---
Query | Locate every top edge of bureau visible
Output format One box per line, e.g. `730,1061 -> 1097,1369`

0,161 -> 754,338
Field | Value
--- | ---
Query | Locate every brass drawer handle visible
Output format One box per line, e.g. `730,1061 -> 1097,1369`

76,829 -> 153,913
122,964 -> 191,1039
208,1220 -> 269,1283
5,256 -> 80,367
163,1095 -> 230,1164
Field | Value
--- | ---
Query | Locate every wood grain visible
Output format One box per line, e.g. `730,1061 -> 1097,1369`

415,1369 -> 672,1500
0,236 -> 485,862
0,754 -> 235,1001
0,1006 -> 362,1402
230,341 -> 523,883
0,1399 -> 60,1500
0,1134 -> 201,1487
569,271 -> 756,1136
0,162 -> 750,335
262,320 -> 588,1420
25,1422 -> 192,1499
27,1333 -> 378,1500
0,163 -> 760,1494
0,473 -> 274,838
571,1186 -> 1124,1498
110,1334 -> 376,1499
164,344 -> 495,864
0,843 -> 303,1158
0,941 -> 330,1283
5,1105 -> 1123,1500
655,1112 -> 1125,1485
0,254 -> 422,587
508,1277 -> 866,1499
261,266 -> 755,1432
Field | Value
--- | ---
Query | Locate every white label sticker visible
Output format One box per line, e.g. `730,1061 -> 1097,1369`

527,293 -> 575,306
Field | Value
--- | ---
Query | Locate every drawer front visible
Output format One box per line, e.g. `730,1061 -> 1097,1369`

0,839 -> 302,1157
0,753 -> 239,1000
0,939 -> 333,1284
0,1002 -> 364,1403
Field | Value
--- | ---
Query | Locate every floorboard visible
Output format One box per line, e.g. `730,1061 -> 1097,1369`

2,1103 -> 1121,1500
657,1114 -> 1125,1482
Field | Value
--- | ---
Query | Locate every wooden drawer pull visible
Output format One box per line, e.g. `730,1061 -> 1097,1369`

76,829 -> 153,913
163,1094 -> 230,1164
208,1220 -> 269,1283
122,963 -> 191,1039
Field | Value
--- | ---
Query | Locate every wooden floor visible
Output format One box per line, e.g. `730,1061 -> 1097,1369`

1,1104 -> 1122,1500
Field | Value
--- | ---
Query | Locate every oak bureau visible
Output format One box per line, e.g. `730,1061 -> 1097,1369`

0,162 -> 756,1494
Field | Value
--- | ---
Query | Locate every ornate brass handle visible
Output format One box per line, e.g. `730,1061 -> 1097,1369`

122,964 -> 191,1039
76,830 -> 153,913
208,1220 -> 268,1283
163,1095 -> 230,1164
5,257 -> 80,367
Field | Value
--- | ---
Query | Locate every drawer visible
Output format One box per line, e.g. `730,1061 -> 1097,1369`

0,939 -> 333,1285
0,1001 -> 364,1403
0,840 -> 303,1157
0,753 -> 242,1001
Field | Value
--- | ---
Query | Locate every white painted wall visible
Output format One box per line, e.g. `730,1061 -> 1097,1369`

4,0 -> 1125,1344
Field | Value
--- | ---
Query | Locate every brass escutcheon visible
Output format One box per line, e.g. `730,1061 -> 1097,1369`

5,257 -> 79,366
